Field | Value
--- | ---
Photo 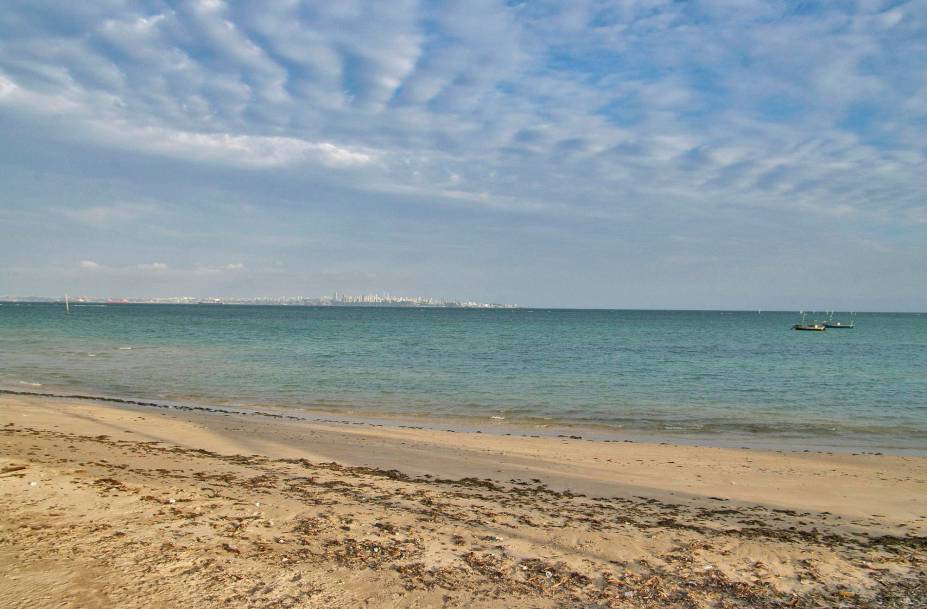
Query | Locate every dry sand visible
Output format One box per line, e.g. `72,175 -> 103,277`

1,394 -> 924,608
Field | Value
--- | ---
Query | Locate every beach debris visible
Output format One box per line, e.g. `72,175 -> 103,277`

6,413 -> 926,609
373,521 -> 397,534
28,481 -> 37,487
325,537 -> 422,569
93,477 -> 127,492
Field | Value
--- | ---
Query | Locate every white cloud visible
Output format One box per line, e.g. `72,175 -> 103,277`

1,0 -> 920,220
190,262 -> 247,275
137,262 -> 168,271
97,124 -> 377,168
79,260 -> 101,269
0,75 -> 17,97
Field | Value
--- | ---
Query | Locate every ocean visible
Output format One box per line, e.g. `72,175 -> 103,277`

1,303 -> 925,452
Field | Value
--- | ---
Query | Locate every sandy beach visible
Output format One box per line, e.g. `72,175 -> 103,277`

1,394 -> 925,608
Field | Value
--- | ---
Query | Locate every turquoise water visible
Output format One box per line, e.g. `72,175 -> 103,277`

1,303 -> 925,451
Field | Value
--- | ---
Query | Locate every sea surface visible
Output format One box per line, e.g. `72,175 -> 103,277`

1,303 -> 925,452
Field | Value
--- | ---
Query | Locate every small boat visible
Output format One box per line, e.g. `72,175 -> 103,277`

822,312 -> 854,329
793,312 -> 825,331
793,322 -> 825,331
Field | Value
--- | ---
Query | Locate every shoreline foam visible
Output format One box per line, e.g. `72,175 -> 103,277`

2,386 -> 925,456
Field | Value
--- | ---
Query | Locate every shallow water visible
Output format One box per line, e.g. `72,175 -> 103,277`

1,303 -> 925,451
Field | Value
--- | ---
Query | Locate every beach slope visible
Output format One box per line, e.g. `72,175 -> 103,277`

1,395 -> 925,608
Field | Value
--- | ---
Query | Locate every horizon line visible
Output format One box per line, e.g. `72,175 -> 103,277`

0,298 -> 923,315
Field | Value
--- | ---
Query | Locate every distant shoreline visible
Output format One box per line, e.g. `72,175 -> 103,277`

2,300 -> 925,313
0,299 -> 518,309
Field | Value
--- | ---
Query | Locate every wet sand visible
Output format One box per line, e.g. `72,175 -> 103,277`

1,394 -> 925,608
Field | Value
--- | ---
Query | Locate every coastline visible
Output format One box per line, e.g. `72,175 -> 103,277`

2,393 -> 925,608
2,387 -> 925,456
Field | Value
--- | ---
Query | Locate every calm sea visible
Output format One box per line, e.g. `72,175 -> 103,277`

1,303 -> 925,452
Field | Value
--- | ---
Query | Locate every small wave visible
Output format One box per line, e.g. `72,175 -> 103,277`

118,347 -> 133,350
18,381 -> 42,387
491,415 -> 505,420
87,353 -> 97,357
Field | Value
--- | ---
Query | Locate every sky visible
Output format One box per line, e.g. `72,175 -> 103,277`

0,1 -> 925,310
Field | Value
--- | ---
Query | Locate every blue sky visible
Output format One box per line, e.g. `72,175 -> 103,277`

0,0 -> 925,310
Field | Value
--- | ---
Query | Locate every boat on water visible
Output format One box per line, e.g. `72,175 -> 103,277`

822,312 -> 854,329
793,312 -> 825,331
793,322 -> 825,331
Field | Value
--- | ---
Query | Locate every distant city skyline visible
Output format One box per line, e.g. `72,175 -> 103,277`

1,2 -> 925,312
0,293 -> 518,309
0,294 -> 907,314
